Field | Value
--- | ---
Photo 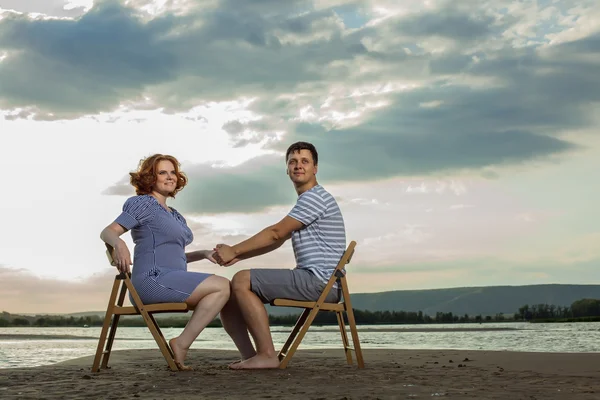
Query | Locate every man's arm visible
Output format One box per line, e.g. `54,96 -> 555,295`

235,233 -> 291,260
231,216 -> 302,258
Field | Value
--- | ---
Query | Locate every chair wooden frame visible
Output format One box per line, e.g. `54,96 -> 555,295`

270,240 -> 365,369
91,244 -> 191,372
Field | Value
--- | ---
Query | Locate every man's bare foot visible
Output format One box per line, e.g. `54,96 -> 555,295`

227,352 -> 257,368
169,337 -> 193,371
229,354 -> 280,370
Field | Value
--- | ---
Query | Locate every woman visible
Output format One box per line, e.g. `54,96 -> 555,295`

100,154 -> 230,371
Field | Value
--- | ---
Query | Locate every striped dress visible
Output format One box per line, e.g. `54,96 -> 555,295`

288,185 -> 347,286
115,195 -> 212,304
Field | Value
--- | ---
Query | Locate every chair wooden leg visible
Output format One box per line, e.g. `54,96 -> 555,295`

92,278 -> 120,372
100,280 -> 128,369
341,278 -> 365,368
344,306 -> 364,368
100,314 -> 121,369
148,313 -> 174,359
123,278 -> 178,371
278,309 -> 310,362
336,311 -> 353,365
279,307 -> 320,369
346,312 -> 364,368
139,309 -> 178,371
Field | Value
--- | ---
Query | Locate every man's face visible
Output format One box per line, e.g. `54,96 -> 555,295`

286,149 -> 317,184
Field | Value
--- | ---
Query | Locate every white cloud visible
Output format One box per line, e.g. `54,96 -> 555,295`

419,100 -> 443,108
449,204 -> 474,210
406,182 -> 428,193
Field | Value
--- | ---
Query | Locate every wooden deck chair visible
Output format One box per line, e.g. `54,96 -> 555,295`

270,240 -> 365,369
91,243 -> 191,372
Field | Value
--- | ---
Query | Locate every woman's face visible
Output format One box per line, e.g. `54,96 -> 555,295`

153,160 -> 177,195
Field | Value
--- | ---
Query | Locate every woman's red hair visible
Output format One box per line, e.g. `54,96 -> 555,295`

130,154 -> 188,198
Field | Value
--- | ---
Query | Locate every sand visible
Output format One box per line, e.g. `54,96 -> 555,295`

1,348 -> 599,399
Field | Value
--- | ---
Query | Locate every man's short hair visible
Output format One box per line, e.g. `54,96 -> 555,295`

285,141 -> 319,166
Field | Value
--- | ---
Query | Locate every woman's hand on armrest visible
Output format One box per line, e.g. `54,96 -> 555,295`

100,222 -> 131,273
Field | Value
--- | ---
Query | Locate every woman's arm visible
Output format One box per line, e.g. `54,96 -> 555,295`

100,222 -> 132,273
186,250 -> 217,264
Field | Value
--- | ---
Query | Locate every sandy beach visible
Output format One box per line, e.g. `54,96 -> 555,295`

1,348 -> 599,399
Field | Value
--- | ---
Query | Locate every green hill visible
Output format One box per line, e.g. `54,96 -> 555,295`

5,284 -> 600,319
265,284 -> 600,317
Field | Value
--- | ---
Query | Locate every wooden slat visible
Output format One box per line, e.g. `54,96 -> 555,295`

271,299 -> 344,311
113,303 -> 190,315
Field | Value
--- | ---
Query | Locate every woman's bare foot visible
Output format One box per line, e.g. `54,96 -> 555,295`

169,337 -> 193,371
229,354 -> 280,370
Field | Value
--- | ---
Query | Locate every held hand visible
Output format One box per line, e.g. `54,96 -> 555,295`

202,250 -> 217,264
223,257 -> 240,267
213,243 -> 236,266
214,244 -> 239,266
113,241 -> 132,274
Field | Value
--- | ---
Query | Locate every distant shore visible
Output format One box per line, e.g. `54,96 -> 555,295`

1,348 -> 599,399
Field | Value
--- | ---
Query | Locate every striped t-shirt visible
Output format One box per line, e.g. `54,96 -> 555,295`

288,185 -> 346,285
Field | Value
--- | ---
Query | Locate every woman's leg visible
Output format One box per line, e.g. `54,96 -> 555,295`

169,275 -> 230,370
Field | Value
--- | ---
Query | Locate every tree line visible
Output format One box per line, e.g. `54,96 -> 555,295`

2,298 -> 600,327
513,298 -> 600,322
0,310 -> 505,328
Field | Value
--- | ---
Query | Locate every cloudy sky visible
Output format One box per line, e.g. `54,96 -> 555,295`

1,0 -> 599,314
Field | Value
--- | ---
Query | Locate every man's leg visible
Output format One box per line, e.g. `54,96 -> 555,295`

219,285 -> 257,361
228,270 -> 280,369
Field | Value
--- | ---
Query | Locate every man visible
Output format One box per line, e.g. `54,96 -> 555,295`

214,141 -> 346,369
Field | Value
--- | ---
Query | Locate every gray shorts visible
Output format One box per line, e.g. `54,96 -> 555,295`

250,268 -> 341,304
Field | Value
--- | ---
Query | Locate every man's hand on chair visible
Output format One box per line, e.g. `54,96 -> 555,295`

213,244 -> 238,266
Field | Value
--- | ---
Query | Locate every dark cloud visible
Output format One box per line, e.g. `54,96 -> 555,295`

263,34 -> 598,181
395,9 -> 494,40
275,123 -> 573,183
101,182 -> 132,196
0,1 -> 179,115
221,119 -> 280,147
222,120 -> 244,135
103,28 -> 595,211
0,0 -> 367,118
4,0 -> 599,214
